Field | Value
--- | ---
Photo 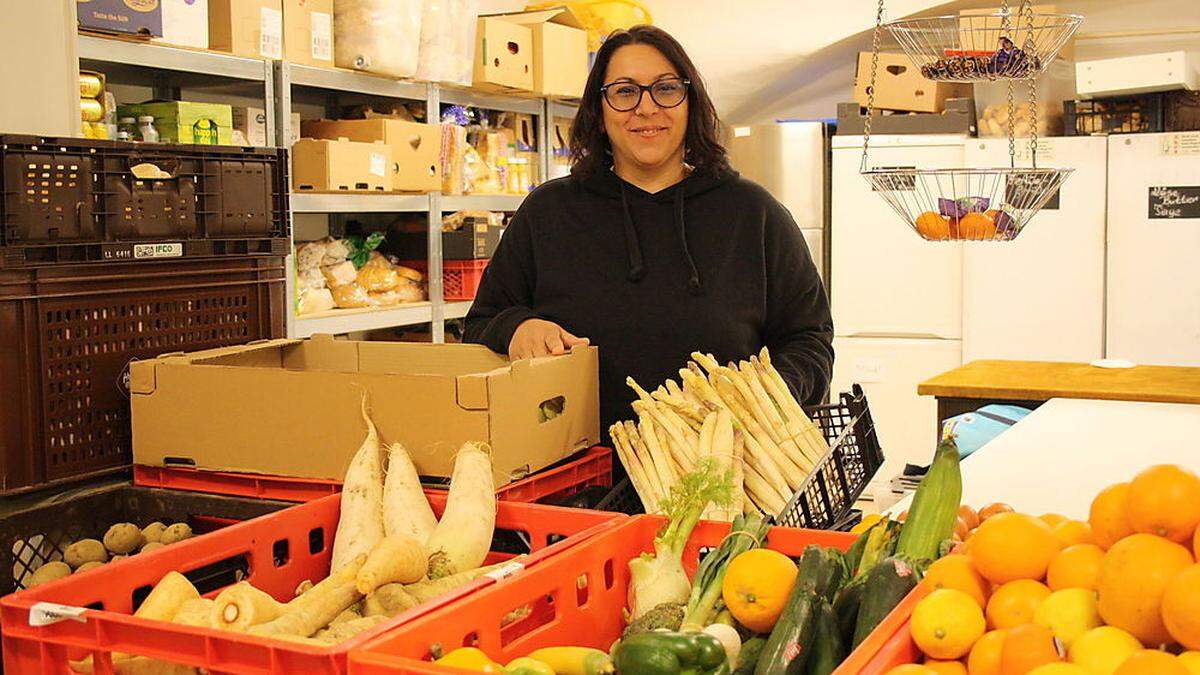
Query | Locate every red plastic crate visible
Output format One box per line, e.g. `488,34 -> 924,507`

133,447 -> 613,504
402,259 -> 489,301
1,490 -> 625,675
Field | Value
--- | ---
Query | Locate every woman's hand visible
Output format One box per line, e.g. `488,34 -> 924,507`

509,319 -> 590,360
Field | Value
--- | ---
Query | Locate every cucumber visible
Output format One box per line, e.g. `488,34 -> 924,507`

805,599 -> 845,675
895,434 -> 963,562
754,546 -> 838,675
733,637 -> 767,675
851,557 -> 920,649
831,577 -> 865,647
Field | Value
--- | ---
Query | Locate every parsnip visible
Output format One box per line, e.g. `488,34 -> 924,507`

405,560 -> 517,603
135,572 -> 200,622
313,615 -> 387,644
70,656 -> 199,675
212,582 -> 285,632
425,442 -> 495,579
356,535 -> 428,594
363,583 -> 419,617
331,604 -> 363,625
172,598 -> 216,628
248,555 -> 365,638
331,398 -> 386,575
382,442 -> 437,544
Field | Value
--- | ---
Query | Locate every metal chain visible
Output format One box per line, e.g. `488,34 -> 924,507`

1002,0 -> 1017,169
1023,0 -> 1039,168
860,0 -> 886,172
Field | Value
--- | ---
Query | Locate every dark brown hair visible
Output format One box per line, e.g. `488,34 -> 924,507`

569,25 -> 729,177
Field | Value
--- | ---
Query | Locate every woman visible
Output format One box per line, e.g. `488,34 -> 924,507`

464,25 -> 833,449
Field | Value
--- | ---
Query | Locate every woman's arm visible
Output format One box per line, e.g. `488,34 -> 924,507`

462,209 -> 540,354
761,199 -> 835,408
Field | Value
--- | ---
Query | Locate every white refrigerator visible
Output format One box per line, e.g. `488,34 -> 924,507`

962,136 -> 1107,362
831,134 -> 966,476
727,122 -> 829,282
1106,132 -> 1200,366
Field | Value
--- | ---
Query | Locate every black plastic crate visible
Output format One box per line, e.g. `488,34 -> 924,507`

0,134 -> 291,268
595,384 -> 884,528
1065,90 -> 1200,136
0,481 -> 291,597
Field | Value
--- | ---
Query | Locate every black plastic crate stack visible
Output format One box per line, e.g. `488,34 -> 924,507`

1064,90 -> 1200,136
0,135 -> 290,496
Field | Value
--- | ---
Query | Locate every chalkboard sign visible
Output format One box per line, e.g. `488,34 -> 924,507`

1149,186 -> 1200,219
1006,174 -> 1061,210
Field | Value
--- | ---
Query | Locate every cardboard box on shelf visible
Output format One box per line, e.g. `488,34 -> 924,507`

854,52 -> 973,113
292,137 -> 391,192
209,0 -> 283,60
485,8 -> 588,98
284,0 -> 333,68
231,106 -> 298,146
958,5 -> 1075,62
77,0 -> 163,37
301,118 -> 442,192
129,337 -> 600,486
154,0 -> 209,49
117,101 -> 235,145
473,17 -> 534,92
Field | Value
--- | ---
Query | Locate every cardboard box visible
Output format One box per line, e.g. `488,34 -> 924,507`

284,0 -> 333,68
301,118 -> 442,192
1076,52 -> 1197,98
959,5 -> 1075,62
129,337 -> 600,486
853,52 -> 973,113
77,0 -> 163,36
292,137 -> 391,192
486,9 -> 588,97
473,17 -> 534,92
232,106 -> 298,146
209,0 -> 283,60
117,101 -> 234,145
154,0 -> 209,49
835,98 -> 978,136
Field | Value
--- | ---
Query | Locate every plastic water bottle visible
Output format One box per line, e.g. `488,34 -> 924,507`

138,116 -> 159,143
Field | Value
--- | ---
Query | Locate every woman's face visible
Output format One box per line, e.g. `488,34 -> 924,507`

601,44 -> 689,174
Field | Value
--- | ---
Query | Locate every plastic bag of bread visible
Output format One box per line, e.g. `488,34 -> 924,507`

394,265 -> 424,283
297,267 -> 326,291
330,284 -> 375,309
322,260 -> 358,288
298,288 -> 336,315
361,250 -> 393,271
322,238 -> 350,266
370,281 -> 425,306
357,265 -> 400,293
296,241 -> 328,271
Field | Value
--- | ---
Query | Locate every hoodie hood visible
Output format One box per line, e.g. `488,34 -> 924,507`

578,167 -> 740,295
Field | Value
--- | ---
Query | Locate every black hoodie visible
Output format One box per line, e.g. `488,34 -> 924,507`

463,166 -> 834,446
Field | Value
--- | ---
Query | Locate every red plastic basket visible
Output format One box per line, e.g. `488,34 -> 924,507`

133,447 -> 613,504
0,491 -> 625,675
402,259 -> 489,301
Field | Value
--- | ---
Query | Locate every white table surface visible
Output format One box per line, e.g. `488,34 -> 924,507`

886,397 -> 1200,519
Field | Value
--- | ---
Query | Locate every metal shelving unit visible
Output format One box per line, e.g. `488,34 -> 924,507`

440,195 -> 526,212
294,303 -> 436,338
291,193 -> 431,214
77,34 -> 271,82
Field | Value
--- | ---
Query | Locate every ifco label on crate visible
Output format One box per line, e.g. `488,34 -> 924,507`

1149,186 -> 1200,219
102,242 -> 184,260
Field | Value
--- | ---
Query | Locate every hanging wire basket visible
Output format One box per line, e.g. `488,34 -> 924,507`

861,166 -> 1073,241
885,12 -> 1082,82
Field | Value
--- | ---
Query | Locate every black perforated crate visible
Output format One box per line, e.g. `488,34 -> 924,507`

596,384 -> 883,529
0,134 -> 290,268
0,481 -> 290,597
0,257 -> 286,496
1064,91 -> 1200,136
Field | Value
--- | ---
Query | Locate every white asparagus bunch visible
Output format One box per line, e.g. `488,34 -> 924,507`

614,347 -> 831,519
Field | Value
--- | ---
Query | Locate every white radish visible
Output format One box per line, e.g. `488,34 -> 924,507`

425,442 -> 495,579
331,398 -> 386,575
383,442 -> 437,544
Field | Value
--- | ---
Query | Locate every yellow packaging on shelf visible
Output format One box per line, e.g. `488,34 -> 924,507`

80,98 -> 105,123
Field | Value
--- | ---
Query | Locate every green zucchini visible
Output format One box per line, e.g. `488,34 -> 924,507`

831,577 -> 865,647
733,637 -> 767,675
895,434 -> 963,562
754,546 -> 839,675
851,557 -> 920,648
804,599 -> 845,675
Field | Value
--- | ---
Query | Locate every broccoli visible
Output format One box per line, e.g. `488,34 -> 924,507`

622,602 -> 685,638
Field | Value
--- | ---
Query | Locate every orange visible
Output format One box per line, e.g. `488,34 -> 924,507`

958,212 -> 997,240
925,662 -> 968,675
968,629 -> 1008,675
1096,533 -> 1194,646
1162,563 -> 1200,650
1126,465 -> 1200,544
1001,623 -> 1064,675
925,555 -> 991,608
1194,523 -> 1200,560
885,666 -> 937,675
1046,544 -> 1105,592
1112,649 -> 1188,675
1041,514 -> 1069,527
1179,652 -> 1200,675
987,580 -> 1052,630
722,548 -> 798,633
961,505 -> 981,531
1052,521 -> 1094,549
1090,483 -> 1135,550
1027,666 -> 1090,675
916,211 -> 952,240
980,504 -> 1015,521
969,513 -> 1060,584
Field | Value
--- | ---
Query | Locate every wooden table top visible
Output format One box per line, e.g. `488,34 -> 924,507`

918,360 -> 1200,405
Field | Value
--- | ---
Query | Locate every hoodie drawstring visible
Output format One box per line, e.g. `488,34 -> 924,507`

617,179 -> 704,295
618,182 -> 646,282
675,189 -> 704,295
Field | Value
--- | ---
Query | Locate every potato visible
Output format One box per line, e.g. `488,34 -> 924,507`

29,561 -> 72,587
141,542 -> 165,554
75,561 -> 105,574
160,524 -> 193,545
142,522 -> 167,544
104,523 -> 145,555
64,539 -> 108,569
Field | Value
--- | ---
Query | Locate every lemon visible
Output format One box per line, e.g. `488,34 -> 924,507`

1069,626 -> 1143,675
1034,588 -> 1103,648
911,588 -> 986,660
437,647 -> 505,673
1179,652 -> 1200,675
1028,665 -> 1091,675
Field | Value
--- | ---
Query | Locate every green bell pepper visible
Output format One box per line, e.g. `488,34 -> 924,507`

614,631 -> 731,675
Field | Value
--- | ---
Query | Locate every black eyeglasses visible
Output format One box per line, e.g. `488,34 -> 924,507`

600,78 -> 691,112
